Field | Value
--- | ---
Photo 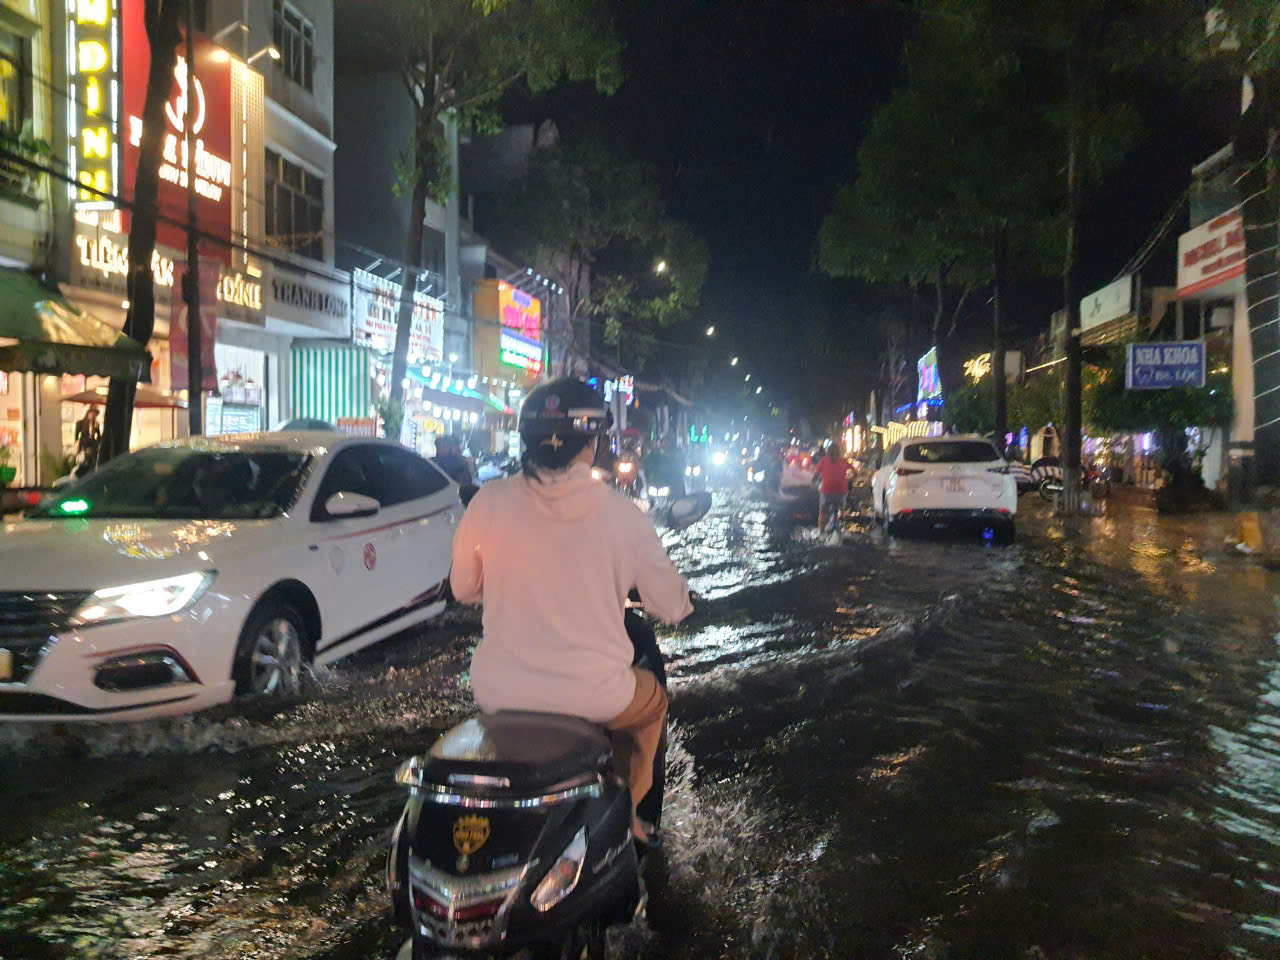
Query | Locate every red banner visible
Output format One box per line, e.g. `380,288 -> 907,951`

169,261 -> 220,391
121,5 -> 233,262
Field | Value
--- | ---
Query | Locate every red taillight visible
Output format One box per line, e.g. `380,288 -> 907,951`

412,888 -> 449,919
898,509 -> 913,515
21,492 -> 41,506
787,456 -> 797,466
802,456 -> 810,467
997,508 -> 1010,515
412,887 -> 505,922
894,467 -> 923,476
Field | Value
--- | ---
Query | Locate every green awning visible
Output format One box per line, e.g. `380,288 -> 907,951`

0,269 -> 151,381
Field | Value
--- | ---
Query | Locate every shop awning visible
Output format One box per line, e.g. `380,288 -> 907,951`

407,368 -> 486,412
291,344 -> 374,422
0,269 -> 151,380
62,385 -> 187,408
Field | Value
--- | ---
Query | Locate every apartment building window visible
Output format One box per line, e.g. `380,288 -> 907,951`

0,31 -> 27,132
272,0 -> 314,92
265,149 -> 324,261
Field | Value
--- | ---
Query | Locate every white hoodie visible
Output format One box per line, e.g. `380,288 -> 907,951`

451,461 -> 694,722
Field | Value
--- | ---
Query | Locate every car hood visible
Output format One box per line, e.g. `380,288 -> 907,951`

0,516 -> 281,590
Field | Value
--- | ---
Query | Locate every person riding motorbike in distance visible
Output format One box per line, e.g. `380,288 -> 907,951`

449,378 -> 694,842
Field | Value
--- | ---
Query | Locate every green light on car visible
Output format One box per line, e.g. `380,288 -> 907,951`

58,499 -> 91,515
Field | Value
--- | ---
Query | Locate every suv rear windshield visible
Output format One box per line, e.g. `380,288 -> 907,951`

903,441 -> 999,463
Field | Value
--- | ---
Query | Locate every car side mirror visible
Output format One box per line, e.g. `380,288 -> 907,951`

324,491 -> 380,519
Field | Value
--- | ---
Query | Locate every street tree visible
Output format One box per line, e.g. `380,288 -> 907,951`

101,0 -> 185,462
818,13 -> 1060,450
343,0 -> 622,416
924,0 -> 1200,509
495,136 -> 665,374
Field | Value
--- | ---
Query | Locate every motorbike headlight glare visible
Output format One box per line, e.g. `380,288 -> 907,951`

76,571 -> 216,625
530,827 -> 587,913
591,467 -> 605,481
693,465 -> 702,476
684,466 -> 692,476
712,451 -> 727,466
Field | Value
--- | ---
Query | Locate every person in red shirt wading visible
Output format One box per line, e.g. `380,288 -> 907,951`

813,446 -> 853,533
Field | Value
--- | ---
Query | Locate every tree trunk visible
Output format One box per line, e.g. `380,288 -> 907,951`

388,171 -> 431,438
100,0 -> 183,464
1237,68 -> 1280,486
992,225 -> 1008,454
1061,56 -> 1083,514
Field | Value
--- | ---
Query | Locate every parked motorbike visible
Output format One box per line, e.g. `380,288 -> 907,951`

387,492 -> 711,959
1037,465 -> 1110,502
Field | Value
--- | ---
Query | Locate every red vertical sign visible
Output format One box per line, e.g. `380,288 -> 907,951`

121,4 -> 233,262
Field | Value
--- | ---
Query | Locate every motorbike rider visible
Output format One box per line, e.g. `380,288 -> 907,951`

615,434 -> 646,494
449,377 -> 694,842
813,443 -> 853,532
433,433 -> 474,486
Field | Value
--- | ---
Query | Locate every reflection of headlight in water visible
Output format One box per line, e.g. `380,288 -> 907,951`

712,451 -> 727,466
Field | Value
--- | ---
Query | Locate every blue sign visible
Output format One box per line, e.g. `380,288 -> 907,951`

1125,341 -> 1206,390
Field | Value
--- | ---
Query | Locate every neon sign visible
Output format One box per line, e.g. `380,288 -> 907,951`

69,0 -> 120,209
75,231 -> 175,287
499,329 -> 544,374
498,281 -> 542,340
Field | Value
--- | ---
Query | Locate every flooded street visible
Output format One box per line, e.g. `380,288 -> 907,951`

2,490 -> 1278,960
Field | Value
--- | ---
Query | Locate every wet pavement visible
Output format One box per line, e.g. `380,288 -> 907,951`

1,489 -> 1278,960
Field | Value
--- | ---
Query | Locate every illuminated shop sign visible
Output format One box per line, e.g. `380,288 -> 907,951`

69,0 -> 121,209
76,230 -> 175,288
498,281 -> 541,340
121,3 -> 233,258
351,268 -> 442,361
499,328 -> 544,374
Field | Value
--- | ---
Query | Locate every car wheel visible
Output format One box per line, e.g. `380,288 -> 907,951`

233,599 -> 309,698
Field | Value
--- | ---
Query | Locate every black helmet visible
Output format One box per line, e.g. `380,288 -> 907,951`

518,377 -> 609,441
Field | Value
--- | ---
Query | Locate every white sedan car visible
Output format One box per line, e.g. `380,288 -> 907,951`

871,435 -> 1016,542
0,433 -> 461,721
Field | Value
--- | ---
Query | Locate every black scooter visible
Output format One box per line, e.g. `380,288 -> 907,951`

387,491 -> 710,959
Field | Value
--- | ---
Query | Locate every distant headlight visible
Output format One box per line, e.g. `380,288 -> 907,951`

752,471 -> 766,483
712,451 -> 727,466
618,461 -> 634,474
685,466 -> 693,477
692,465 -> 702,476
76,571 -> 216,625
591,467 -> 606,481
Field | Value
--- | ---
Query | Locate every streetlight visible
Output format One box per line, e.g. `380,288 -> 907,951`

655,260 -> 668,275
706,325 -> 715,337
246,45 -> 281,66
730,357 -> 739,366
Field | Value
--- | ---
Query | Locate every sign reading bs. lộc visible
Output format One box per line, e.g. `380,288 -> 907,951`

1125,341 -> 1205,390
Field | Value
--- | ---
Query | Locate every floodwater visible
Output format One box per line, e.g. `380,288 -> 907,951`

1,490 -> 1278,960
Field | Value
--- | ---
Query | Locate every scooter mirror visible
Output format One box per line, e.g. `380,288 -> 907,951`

667,491 -> 712,530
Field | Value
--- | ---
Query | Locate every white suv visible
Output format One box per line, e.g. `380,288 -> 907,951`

871,435 -> 1016,542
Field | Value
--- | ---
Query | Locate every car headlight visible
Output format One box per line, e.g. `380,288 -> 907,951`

75,571 -> 216,625
753,472 -> 765,483
712,451 -> 727,466
530,827 -> 587,912
692,465 -> 702,476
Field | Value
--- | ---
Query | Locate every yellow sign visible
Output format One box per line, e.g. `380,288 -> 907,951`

452,815 -> 491,856
70,0 -> 120,209
964,353 -> 992,382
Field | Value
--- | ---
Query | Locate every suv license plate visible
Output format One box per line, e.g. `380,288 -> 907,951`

0,648 -> 11,681
944,478 -> 965,493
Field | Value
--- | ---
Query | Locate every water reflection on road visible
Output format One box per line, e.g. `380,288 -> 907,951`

1,490 -> 1277,959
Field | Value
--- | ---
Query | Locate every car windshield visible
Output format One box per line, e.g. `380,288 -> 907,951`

903,441 -> 999,464
32,447 -> 314,520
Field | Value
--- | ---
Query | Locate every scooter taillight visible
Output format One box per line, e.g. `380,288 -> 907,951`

413,887 -> 506,922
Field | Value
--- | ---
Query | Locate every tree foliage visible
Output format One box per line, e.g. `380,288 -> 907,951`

497,137 -> 708,373
1085,346 -> 1234,435
339,0 -> 623,408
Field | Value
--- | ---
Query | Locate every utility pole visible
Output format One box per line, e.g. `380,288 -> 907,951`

185,0 -> 203,435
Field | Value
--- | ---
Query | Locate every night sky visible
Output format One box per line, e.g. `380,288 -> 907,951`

503,0 -> 1238,424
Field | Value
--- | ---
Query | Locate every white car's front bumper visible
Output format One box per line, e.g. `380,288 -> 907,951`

0,595 -> 239,721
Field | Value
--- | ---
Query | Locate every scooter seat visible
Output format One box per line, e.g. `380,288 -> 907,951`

426,711 -> 614,794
